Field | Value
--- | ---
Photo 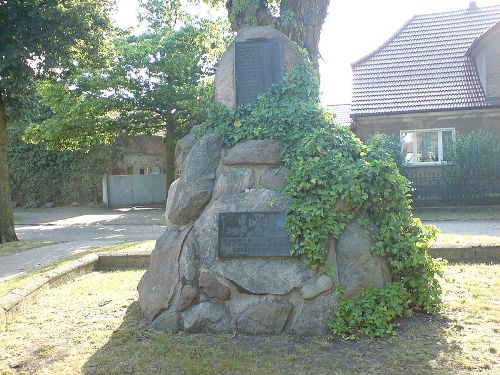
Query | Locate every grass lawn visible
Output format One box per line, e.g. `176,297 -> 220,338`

0,240 -> 155,296
0,263 -> 498,374
0,241 -> 60,258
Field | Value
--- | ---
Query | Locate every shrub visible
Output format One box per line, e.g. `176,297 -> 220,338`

8,121 -> 124,206
367,132 -> 406,170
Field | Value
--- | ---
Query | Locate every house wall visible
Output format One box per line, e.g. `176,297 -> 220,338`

353,108 -> 500,143
115,135 -> 166,175
475,28 -> 500,98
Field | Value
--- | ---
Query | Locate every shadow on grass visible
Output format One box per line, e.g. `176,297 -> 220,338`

83,302 -> 462,375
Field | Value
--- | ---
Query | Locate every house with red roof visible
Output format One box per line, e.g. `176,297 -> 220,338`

351,2 -> 500,168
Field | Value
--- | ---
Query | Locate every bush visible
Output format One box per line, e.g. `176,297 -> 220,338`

367,132 -> 406,170
8,122 -> 124,206
444,130 -> 500,181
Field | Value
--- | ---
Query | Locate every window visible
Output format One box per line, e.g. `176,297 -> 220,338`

401,128 -> 454,165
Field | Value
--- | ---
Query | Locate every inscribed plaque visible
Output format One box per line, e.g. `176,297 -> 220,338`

235,38 -> 284,106
218,211 -> 294,257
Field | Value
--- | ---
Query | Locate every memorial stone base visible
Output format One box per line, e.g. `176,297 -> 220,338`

137,129 -> 392,335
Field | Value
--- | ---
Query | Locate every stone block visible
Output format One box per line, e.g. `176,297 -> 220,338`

290,294 -> 337,336
175,132 -> 196,170
183,302 -> 231,333
301,274 -> 334,300
336,221 -> 392,299
259,167 -> 291,191
138,225 -> 193,321
178,285 -> 198,312
179,230 -> 198,282
199,272 -> 230,301
168,133 -> 223,225
165,178 -> 179,226
152,311 -> 180,333
236,301 -> 292,335
223,139 -> 283,166
212,167 -> 255,200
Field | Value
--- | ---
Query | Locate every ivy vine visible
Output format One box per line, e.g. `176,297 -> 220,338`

199,58 -> 444,338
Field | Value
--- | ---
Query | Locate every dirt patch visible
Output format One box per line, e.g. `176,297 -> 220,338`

0,264 -> 498,374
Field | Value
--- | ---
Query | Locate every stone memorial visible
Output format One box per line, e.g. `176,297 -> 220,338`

138,26 -> 392,336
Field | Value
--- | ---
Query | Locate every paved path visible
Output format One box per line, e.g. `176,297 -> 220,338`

425,219 -> 500,247
0,207 -> 165,281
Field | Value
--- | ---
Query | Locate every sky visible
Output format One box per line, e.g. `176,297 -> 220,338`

114,0 -> 500,105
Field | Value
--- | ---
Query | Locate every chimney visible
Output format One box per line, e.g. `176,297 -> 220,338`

469,1 -> 478,11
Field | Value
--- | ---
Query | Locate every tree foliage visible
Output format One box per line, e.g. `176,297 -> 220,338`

0,0 -> 116,243
26,3 -> 229,188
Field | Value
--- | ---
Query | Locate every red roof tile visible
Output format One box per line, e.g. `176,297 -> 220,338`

351,4 -> 500,115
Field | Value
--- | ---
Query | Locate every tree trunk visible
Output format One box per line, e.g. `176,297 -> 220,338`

225,0 -> 330,71
165,122 -> 176,195
279,0 -> 330,72
0,96 -> 18,243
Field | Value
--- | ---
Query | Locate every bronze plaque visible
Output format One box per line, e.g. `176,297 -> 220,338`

218,211 -> 294,257
235,38 -> 284,106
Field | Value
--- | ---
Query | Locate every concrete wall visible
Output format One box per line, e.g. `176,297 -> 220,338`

353,108 -> 500,143
102,174 -> 166,208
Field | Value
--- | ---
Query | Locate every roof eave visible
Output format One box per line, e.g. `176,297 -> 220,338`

351,104 -> 500,118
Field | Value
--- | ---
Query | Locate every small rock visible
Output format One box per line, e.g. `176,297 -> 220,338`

175,132 -> 196,170
11,201 -> 17,209
301,274 -> 334,300
178,285 -> 198,312
199,272 -> 230,301
69,201 -> 79,207
44,202 -> 55,208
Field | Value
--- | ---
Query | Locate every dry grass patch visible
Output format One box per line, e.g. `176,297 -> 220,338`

0,240 -> 155,296
0,264 -> 498,374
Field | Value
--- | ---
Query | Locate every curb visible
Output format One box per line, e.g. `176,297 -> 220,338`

429,246 -> 500,263
0,251 -> 150,332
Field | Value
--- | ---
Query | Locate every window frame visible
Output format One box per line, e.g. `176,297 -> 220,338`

400,128 -> 455,166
